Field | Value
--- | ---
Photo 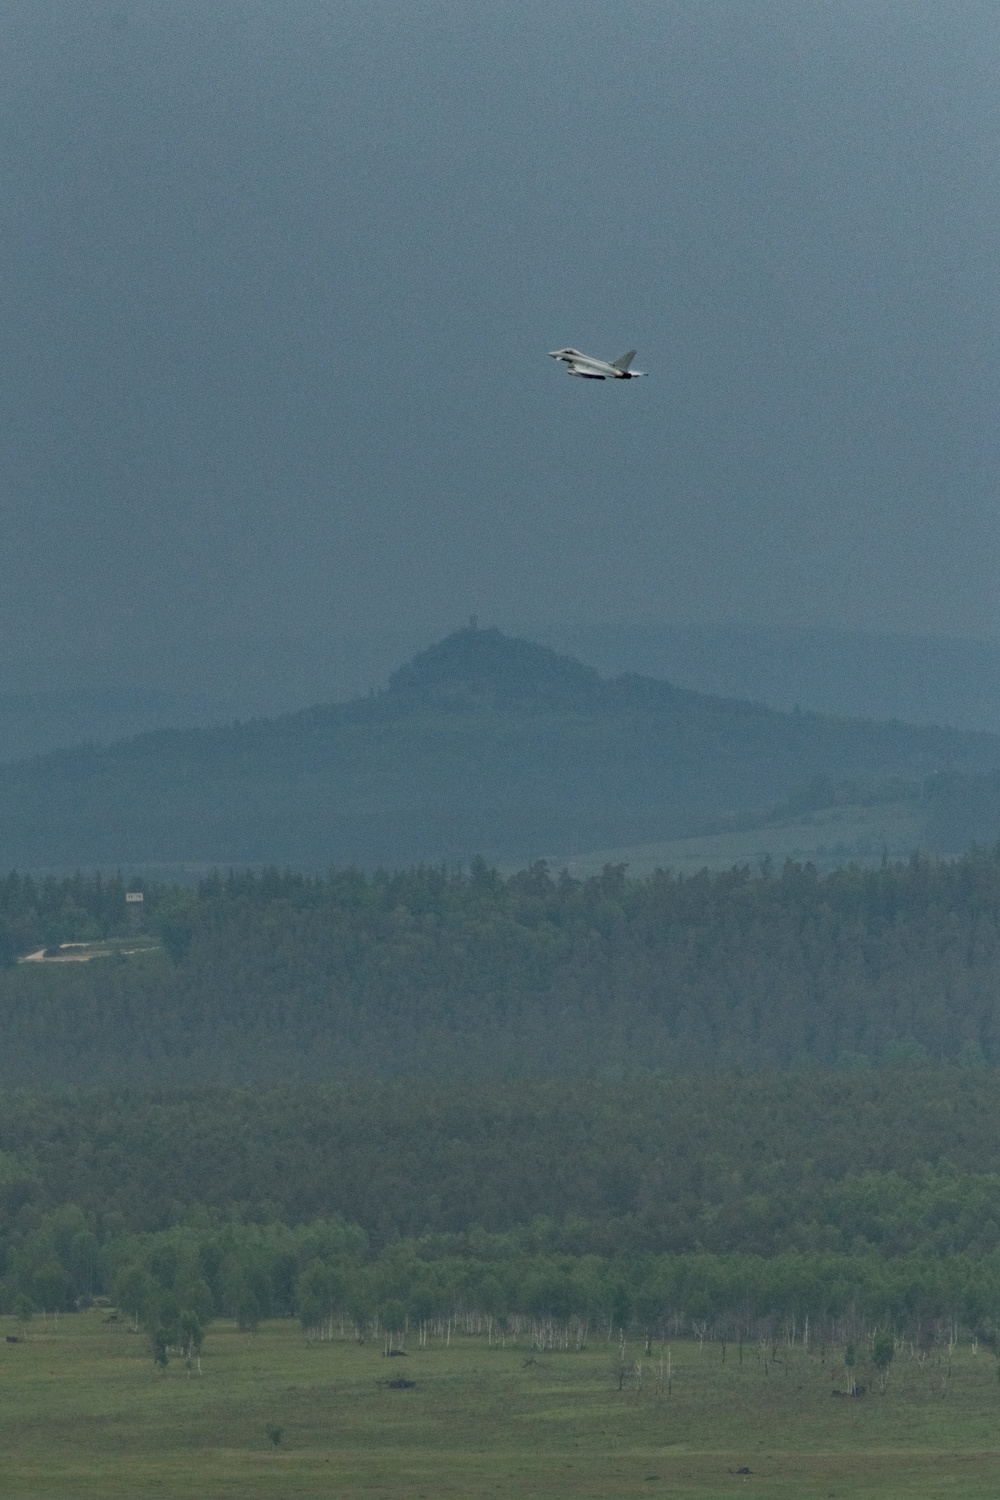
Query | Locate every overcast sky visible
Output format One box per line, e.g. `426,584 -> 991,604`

2,0 -> 999,685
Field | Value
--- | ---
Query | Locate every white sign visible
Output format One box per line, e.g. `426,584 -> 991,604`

125,892 -> 144,903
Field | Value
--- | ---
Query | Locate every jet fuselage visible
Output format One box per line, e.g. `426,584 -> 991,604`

547,348 -> 647,379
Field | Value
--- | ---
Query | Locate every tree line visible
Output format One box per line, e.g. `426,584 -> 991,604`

9,1203 -> 1000,1377
3,848 -> 1000,1078
3,1070 -> 1000,1256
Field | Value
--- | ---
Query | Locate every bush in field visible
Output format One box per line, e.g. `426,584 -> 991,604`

872,1332 -> 895,1393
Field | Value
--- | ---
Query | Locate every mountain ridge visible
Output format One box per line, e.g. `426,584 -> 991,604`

1,625 -> 999,869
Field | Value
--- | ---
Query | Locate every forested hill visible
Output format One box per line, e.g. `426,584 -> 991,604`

5,1068 -> 1000,1252
1,626 -> 1000,869
6,850 -> 1000,1083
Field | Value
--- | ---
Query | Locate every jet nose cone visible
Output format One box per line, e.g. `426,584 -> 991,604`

547,350 -> 561,359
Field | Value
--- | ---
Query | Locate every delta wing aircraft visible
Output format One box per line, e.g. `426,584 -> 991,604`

548,347 -> 647,380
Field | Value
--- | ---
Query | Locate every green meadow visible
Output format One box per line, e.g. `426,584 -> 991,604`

544,798 -> 926,879
3,1313 -> 998,1499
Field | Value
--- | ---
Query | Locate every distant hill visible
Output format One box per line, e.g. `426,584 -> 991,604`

0,686 -> 238,764
531,621 -> 1000,733
1,625 -> 1000,870
16,620 -> 1000,736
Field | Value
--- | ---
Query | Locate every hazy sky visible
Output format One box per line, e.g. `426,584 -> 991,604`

2,0 -> 999,678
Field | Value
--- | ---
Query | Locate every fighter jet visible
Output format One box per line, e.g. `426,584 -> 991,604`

547,347 -> 647,380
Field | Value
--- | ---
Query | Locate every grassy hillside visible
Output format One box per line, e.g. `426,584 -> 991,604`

0,626 -> 998,870
543,796 -> 927,878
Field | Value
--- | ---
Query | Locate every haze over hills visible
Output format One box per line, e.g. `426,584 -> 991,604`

0,687 -> 240,764
7,623 -> 1000,764
528,622 -> 1000,734
2,625 -> 1000,872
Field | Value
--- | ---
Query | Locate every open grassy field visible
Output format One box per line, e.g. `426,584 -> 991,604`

2,1313 -> 999,1498
544,798 -> 927,879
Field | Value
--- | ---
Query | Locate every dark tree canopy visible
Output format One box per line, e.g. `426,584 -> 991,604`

2,849 -> 1000,1082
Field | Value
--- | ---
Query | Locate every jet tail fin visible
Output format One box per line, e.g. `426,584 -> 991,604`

611,350 -> 637,372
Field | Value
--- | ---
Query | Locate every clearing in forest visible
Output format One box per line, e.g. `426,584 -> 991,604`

1,1312 -> 999,1498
